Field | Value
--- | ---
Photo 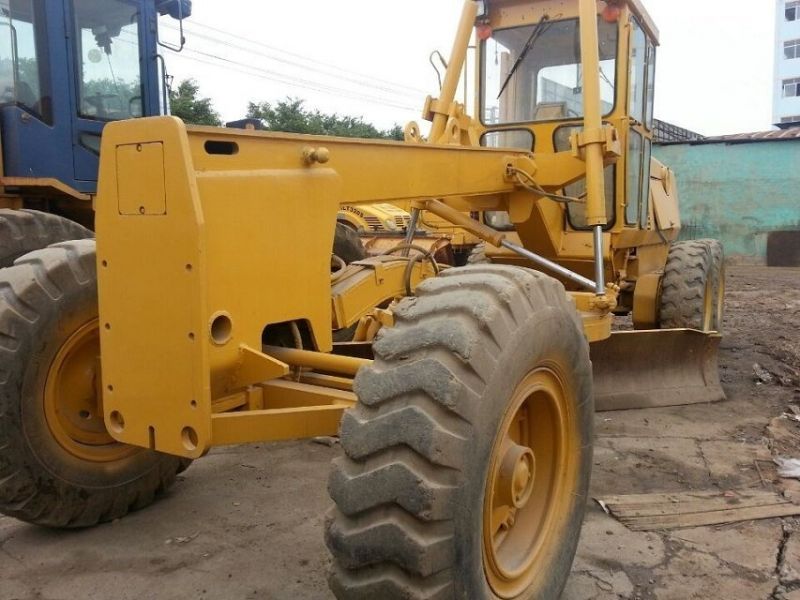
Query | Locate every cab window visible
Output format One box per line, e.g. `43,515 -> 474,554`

0,0 -> 50,122
644,40 -> 656,129
480,129 -> 534,150
626,130 -> 643,224
74,0 -> 143,121
626,17 -> 655,228
482,17 -> 618,125
554,125 -> 615,230
629,18 -> 647,123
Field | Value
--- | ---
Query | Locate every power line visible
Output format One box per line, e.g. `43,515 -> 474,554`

173,47 -> 421,112
117,28 -> 421,111
182,47 -> 420,111
162,24 -> 425,101
161,20 -> 431,97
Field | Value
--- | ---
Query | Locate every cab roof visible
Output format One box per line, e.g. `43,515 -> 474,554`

484,0 -> 660,45
627,0 -> 659,44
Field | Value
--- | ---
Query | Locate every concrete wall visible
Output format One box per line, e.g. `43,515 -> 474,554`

653,140 -> 800,264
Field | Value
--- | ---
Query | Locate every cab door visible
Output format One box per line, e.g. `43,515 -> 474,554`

67,0 -> 148,183
625,16 -> 656,229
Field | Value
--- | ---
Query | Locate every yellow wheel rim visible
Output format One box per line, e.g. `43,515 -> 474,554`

483,366 -> 578,598
714,265 -> 725,331
702,275 -> 714,332
44,319 -> 136,463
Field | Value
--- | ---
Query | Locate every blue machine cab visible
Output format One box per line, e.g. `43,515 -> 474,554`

0,0 -> 190,225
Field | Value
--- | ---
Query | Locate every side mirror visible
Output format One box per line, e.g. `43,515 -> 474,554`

157,0 -> 192,20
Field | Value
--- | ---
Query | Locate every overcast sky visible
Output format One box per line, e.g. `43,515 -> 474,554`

161,1 -> 776,136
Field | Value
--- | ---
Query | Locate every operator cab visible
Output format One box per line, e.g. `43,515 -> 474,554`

477,0 -> 658,232
0,0 -> 189,195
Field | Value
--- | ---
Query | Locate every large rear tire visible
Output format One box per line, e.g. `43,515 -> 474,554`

0,209 -> 93,268
659,240 -> 721,332
0,240 -> 186,527
326,265 -> 593,599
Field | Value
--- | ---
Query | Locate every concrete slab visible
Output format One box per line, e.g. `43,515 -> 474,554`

650,547 -> 777,600
781,529 -> 800,585
698,439 -> 772,486
562,570 -> 634,600
591,435 -> 710,495
666,520 -> 783,573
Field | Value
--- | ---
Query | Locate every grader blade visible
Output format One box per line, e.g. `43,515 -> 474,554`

591,330 -> 725,411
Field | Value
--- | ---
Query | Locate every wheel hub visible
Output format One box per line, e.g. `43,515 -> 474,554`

498,443 -> 536,510
43,319 -> 136,462
482,367 -> 577,598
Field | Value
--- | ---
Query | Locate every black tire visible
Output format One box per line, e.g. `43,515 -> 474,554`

0,240 -> 186,528
326,265 -> 593,599
659,240 -> 716,331
334,222 -> 367,265
466,242 -> 490,265
0,209 -> 93,268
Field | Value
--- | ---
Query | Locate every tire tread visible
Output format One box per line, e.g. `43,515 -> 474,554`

327,265 -> 590,598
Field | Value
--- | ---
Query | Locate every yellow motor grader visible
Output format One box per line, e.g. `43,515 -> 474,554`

0,0 -> 725,598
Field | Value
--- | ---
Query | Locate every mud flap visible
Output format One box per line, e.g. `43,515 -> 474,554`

591,329 -> 725,411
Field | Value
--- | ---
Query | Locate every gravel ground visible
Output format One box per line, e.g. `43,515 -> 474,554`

1,265 -> 799,600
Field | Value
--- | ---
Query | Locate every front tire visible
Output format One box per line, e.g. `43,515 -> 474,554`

0,240 -> 186,527
326,265 -> 593,599
659,240 -> 721,332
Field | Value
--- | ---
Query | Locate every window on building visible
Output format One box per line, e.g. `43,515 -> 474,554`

781,115 -> 800,124
786,39 -> 800,60
788,1 -> 800,21
784,77 -> 800,98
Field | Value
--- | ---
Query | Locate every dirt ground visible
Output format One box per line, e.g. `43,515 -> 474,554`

1,265 -> 799,600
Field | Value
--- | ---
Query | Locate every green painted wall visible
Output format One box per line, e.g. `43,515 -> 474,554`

653,141 -> 800,263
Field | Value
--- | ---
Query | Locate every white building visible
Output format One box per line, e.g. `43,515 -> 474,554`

774,0 -> 800,128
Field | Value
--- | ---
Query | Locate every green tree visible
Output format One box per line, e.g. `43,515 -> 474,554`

169,79 -> 221,126
247,98 -> 403,140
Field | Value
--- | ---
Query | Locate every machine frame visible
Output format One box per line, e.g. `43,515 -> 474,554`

94,0 -> 715,460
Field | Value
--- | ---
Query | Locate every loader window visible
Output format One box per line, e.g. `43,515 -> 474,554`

0,0 -> 51,122
554,125 -> 615,230
74,0 -> 143,121
630,19 -> 656,130
645,41 -> 656,129
484,211 -> 515,231
629,18 -> 646,124
480,129 -> 534,150
626,130 -> 643,225
640,138 -> 652,229
482,17 -> 618,125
